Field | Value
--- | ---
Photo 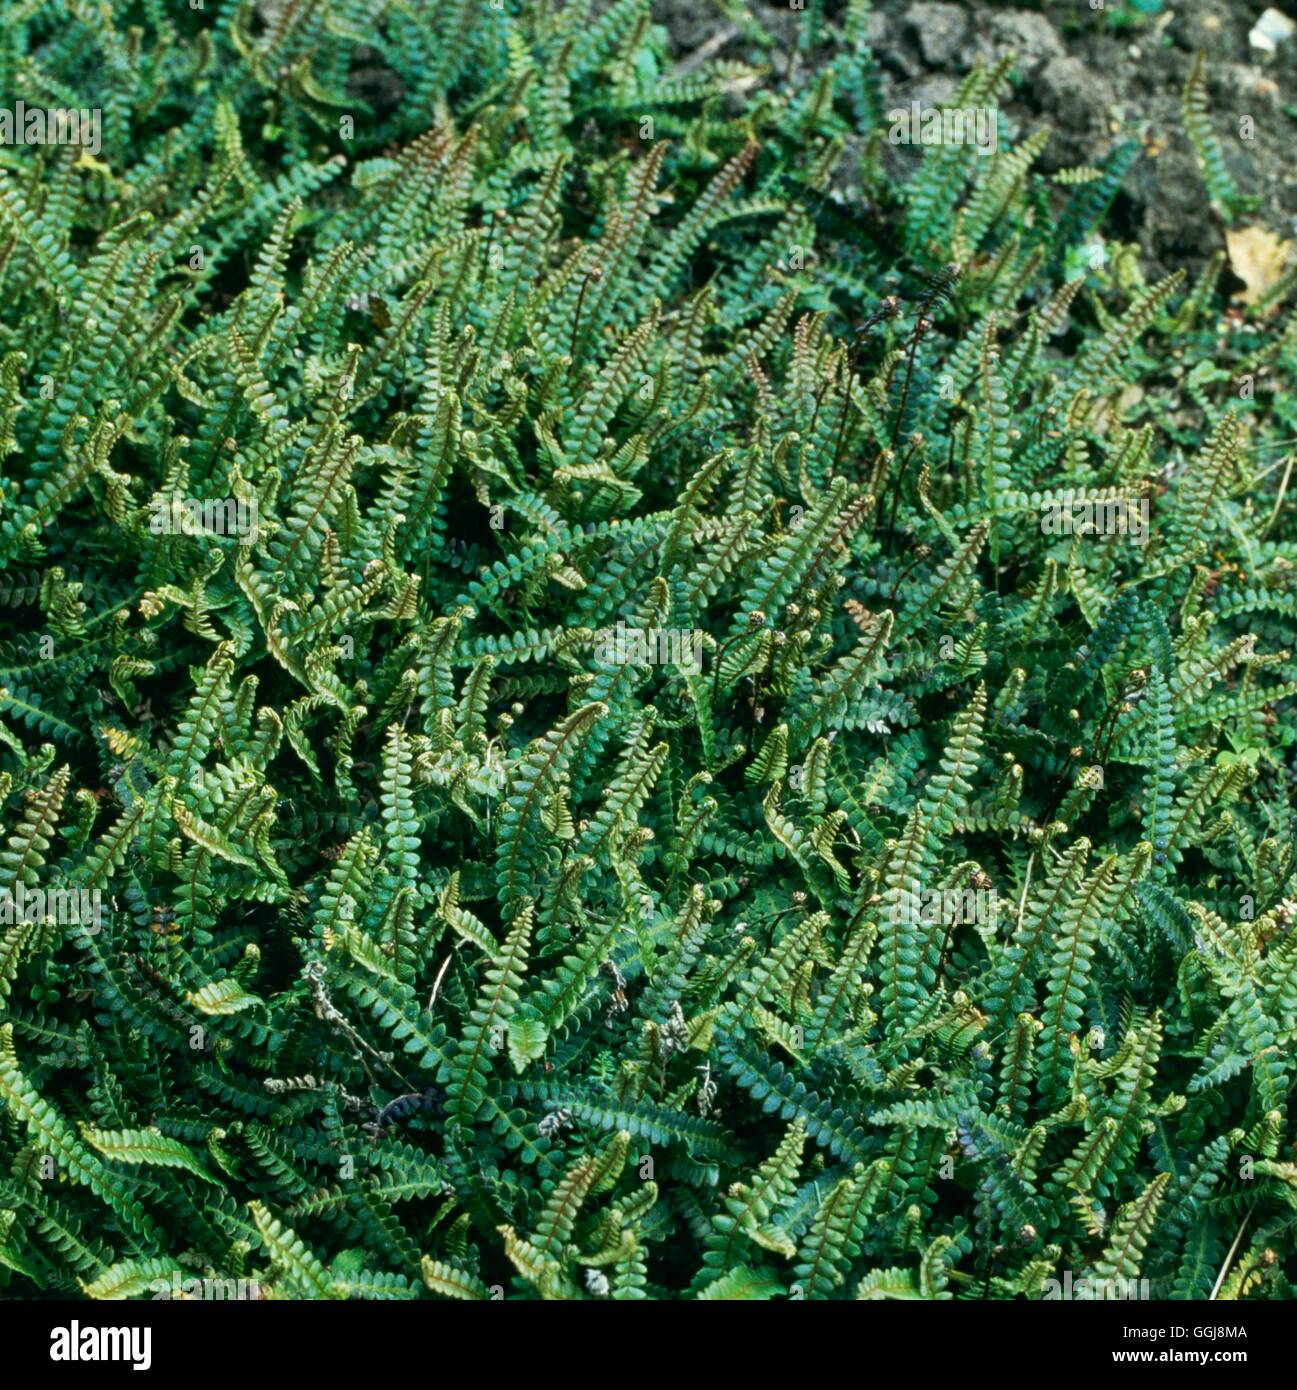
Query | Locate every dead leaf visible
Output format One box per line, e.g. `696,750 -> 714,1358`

1226,225 -> 1294,310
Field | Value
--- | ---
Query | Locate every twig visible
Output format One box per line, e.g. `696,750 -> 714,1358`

1262,452 -> 1293,539
568,266 -> 603,372
427,951 -> 454,1014
1015,851 -> 1035,941
1209,1207 -> 1252,1301
305,960 -> 413,1089
669,24 -> 739,77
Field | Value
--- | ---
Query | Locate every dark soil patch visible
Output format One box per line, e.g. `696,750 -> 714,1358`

655,0 -> 1297,278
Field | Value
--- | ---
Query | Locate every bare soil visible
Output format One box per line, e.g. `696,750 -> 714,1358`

655,0 -> 1297,279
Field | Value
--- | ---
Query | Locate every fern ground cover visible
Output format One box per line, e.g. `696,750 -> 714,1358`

0,0 -> 1295,1315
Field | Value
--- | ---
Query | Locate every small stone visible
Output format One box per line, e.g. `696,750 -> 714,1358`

1039,57 -> 1116,134
895,75 -> 961,119
1250,7 -> 1296,55
903,3 -> 969,69
978,10 -> 1065,75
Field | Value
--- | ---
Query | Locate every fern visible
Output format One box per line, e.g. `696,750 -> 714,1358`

0,1 -> 1290,1314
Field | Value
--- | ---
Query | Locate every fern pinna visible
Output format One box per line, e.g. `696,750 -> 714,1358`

0,0 -> 1293,1304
